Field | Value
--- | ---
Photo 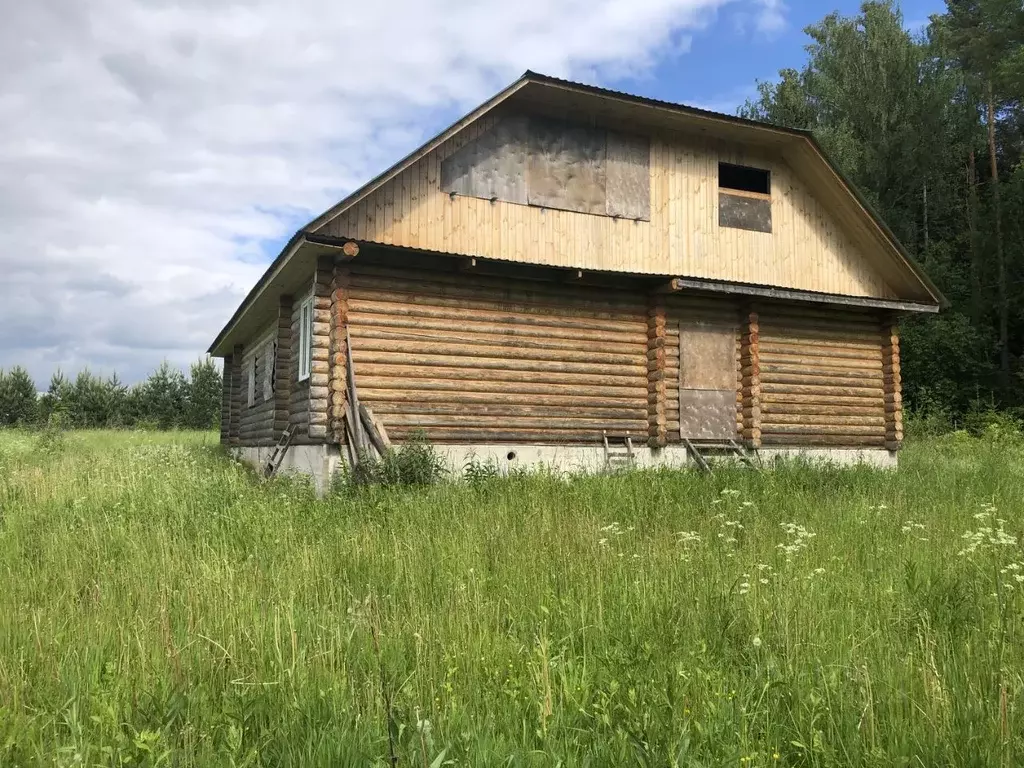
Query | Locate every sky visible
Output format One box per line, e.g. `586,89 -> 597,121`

0,0 -> 946,386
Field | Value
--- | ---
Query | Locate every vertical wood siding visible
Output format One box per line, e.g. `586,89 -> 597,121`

345,264 -> 649,443
319,116 -> 895,299
758,305 -> 887,447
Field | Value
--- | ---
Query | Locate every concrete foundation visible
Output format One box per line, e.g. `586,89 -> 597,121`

232,442 -> 896,494
233,444 -> 344,495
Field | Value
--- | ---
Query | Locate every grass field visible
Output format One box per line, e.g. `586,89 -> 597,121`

1,429 -> 1023,766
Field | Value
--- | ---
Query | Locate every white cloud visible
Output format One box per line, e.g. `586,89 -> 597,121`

755,0 -> 787,34
0,0 -> 768,385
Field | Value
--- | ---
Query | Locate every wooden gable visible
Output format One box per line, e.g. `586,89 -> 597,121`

316,110 -> 899,300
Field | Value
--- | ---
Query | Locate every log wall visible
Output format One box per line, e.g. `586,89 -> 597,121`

882,320 -> 903,450
229,345 -> 242,446
220,354 -> 232,445
740,309 -> 761,447
758,304 -> 887,448
647,299 -> 667,448
344,264 -> 649,443
238,324 -> 277,445
222,260 -> 901,454
273,296 -> 293,440
289,280 -> 313,441
308,258 -> 332,441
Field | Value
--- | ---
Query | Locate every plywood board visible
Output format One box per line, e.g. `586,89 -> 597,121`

679,389 -> 736,439
679,321 -> 736,390
607,131 -> 651,220
441,116 -> 529,205
527,117 -> 607,215
719,192 -> 772,233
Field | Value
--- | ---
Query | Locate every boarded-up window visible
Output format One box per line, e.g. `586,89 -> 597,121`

441,115 -> 651,220
678,320 -> 737,440
719,162 -> 772,233
262,340 -> 275,402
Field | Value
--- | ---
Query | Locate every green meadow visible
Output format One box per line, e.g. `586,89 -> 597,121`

0,428 -> 1022,766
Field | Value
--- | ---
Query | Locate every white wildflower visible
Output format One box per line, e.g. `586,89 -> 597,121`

752,636 -> 762,649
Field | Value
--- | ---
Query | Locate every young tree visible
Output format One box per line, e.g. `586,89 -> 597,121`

184,357 -> 223,430
0,367 -> 39,426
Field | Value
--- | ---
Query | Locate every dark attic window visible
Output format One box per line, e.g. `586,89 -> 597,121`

719,163 -> 770,195
719,162 -> 772,233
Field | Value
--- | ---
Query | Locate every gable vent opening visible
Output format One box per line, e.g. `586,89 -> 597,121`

719,163 -> 770,195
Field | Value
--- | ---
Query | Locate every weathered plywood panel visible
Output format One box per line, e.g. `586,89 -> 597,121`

607,132 -> 651,220
679,321 -> 736,390
719,193 -> 772,233
441,116 -> 529,205
679,389 -> 736,440
527,118 -> 607,215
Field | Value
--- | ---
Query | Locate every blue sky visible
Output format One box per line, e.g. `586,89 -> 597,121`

632,0 -> 944,110
2,0 -> 950,384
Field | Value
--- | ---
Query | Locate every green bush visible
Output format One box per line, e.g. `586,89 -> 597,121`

347,433 -> 447,487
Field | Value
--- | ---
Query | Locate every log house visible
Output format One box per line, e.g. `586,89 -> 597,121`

208,72 -> 943,486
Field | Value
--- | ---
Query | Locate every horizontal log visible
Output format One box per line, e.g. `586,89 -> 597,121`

356,367 -> 645,390
762,402 -> 882,417
349,268 -> 647,312
369,403 -> 647,420
762,424 -> 886,436
309,386 -> 329,400
351,338 -> 644,367
758,303 -> 880,324
355,351 -> 647,378
885,440 -> 901,451
762,434 -> 886,447
382,428 -> 626,444
379,414 -> 647,430
308,411 -> 329,426
350,312 -> 643,345
760,364 -> 882,381
759,352 -> 883,372
360,388 -> 643,408
348,294 -> 646,329
308,425 -> 328,439
761,372 -> 883,389
762,414 -> 886,427
761,383 -> 884,398
759,329 -> 884,348
352,327 -> 643,356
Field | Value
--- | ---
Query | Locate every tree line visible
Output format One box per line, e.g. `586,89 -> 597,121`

0,359 -> 222,430
742,0 -> 1024,421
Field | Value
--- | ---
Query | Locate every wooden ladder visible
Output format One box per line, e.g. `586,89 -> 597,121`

683,437 -> 759,474
263,428 -> 293,478
602,431 -> 636,472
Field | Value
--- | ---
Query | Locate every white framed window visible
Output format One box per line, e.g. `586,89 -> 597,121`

298,296 -> 313,382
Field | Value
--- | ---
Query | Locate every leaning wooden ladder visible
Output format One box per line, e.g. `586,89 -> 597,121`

682,437 -> 759,474
263,428 -> 293,478
602,431 -> 636,472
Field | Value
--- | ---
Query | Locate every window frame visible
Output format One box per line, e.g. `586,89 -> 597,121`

247,352 -> 258,407
718,162 -> 771,197
262,339 -> 276,401
298,296 -> 313,383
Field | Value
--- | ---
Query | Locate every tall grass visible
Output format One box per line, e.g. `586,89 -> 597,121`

1,429 -> 1023,766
